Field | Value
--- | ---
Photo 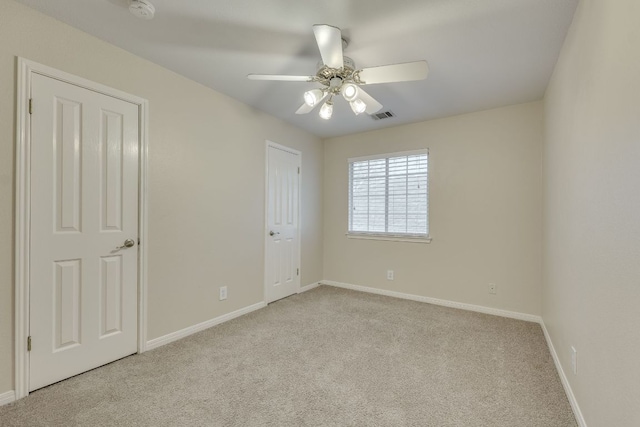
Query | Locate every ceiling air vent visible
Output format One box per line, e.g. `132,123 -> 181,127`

371,111 -> 395,121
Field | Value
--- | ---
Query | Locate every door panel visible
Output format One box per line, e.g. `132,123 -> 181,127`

54,98 -> 82,233
266,145 -> 300,303
53,259 -> 81,351
101,110 -> 124,232
100,255 -> 123,337
29,73 -> 139,391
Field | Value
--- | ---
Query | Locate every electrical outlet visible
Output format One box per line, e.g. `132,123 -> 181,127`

488,283 -> 497,294
387,270 -> 394,280
219,286 -> 227,301
571,346 -> 577,374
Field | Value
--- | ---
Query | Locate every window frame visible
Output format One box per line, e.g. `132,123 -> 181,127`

347,149 -> 431,243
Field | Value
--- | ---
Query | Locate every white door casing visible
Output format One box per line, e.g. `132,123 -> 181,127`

15,58 -> 149,398
265,142 -> 301,303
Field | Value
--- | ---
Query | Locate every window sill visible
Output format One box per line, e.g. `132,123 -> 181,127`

346,233 -> 432,243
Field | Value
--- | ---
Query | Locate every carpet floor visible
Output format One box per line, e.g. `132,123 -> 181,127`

0,286 -> 577,426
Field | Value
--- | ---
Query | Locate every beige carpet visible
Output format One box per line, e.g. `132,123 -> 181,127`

0,286 -> 577,426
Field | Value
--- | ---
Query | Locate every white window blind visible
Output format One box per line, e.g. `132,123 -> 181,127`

348,150 -> 429,238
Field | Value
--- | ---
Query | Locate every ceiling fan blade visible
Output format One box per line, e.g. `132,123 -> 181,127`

358,61 -> 429,85
313,24 -> 344,69
295,103 -> 315,114
355,87 -> 383,114
247,74 -> 315,82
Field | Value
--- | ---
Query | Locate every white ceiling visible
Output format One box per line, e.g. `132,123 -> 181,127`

17,0 -> 578,138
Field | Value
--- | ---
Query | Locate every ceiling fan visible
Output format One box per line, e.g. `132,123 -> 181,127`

247,25 -> 429,120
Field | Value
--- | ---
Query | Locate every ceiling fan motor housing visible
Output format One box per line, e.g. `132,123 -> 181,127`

316,57 -> 357,92
316,56 -> 355,74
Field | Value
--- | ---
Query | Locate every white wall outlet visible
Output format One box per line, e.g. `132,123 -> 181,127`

219,286 -> 228,301
571,346 -> 577,374
488,283 -> 497,294
387,270 -> 394,280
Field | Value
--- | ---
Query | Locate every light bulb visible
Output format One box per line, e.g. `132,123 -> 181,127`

319,101 -> 333,120
350,98 -> 367,115
341,84 -> 358,101
304,89 -> 324,107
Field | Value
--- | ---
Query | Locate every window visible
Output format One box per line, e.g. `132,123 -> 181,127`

348,149 -> 429,241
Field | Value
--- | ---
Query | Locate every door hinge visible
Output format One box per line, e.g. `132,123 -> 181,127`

28,99 -> 33,115
27,336 -> 32,352
297,268 -> 299,276
298,167 -> 300,174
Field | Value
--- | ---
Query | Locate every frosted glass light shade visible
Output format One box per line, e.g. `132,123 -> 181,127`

319,101 -> 333,120
304,89 -> 324,107
341,84 -> 358,101
350,98 -> 367,115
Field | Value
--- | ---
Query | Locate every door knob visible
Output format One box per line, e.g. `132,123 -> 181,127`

117,239 -> 136,249
269,231 -> 280,236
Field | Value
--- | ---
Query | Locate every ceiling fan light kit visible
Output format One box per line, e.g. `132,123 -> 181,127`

319,99 -> 334,120
350,98 -> 367,115
248,24 -> 429,121
304,89 -> 325,107
341,83 -> 358,102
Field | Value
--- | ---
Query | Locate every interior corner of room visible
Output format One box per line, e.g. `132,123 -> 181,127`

0,0 -> 639,425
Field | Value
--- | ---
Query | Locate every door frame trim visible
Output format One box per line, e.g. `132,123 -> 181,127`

263,141 -> 302,304
14,58 -> 150,399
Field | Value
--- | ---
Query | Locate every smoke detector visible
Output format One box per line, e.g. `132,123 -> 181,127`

129,0 -> 155,20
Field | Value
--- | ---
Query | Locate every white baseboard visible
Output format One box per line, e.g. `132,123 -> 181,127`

0,390 -> 16,406
540,321 -> 587,427
146,301 -> 266,351
321,280 -> 542,323
298,281 -> 321,293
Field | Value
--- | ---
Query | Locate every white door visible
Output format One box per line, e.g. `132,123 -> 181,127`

29,74 -> 139,391
265,144 -> 300,303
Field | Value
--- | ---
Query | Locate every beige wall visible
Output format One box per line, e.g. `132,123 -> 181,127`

0,0 -> 323,395
542,0 -> 640,425
8,1 -> 639,423
323,102 -> 543,316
